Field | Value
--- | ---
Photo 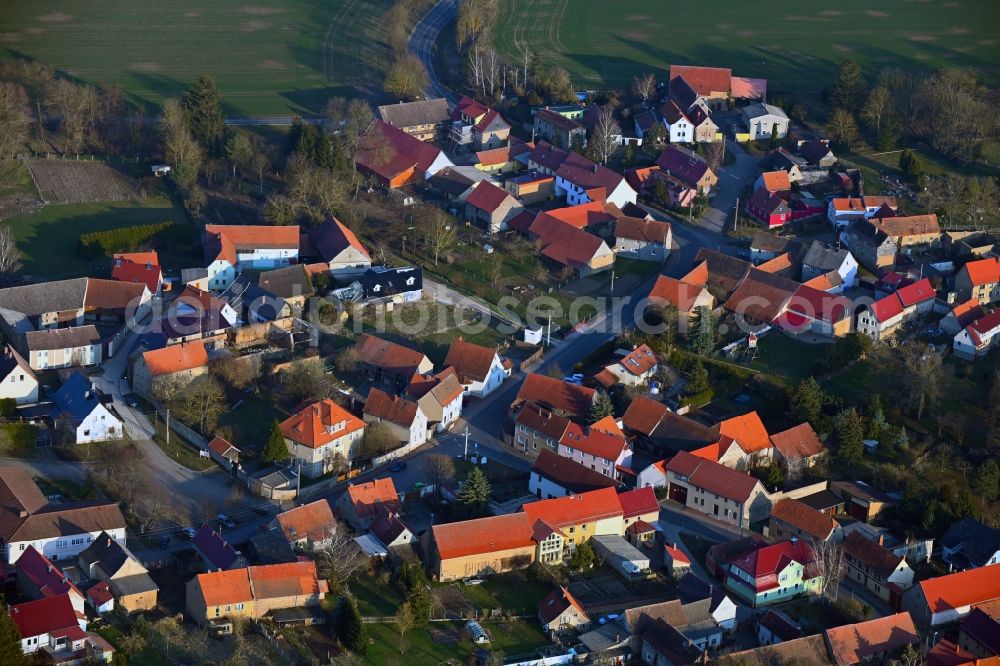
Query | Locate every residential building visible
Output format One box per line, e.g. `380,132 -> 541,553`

824,613 -> 920,665
831,480 -> 895,522
723,268 -> 798,325
112,251 -> 163,294
538,586 -> 590,636
443,337 -> 507,398
779,284 -> 854,338
746,188 -> 791,228
511,373 -> 596,421
255,264 -> 314,311
429,513 -> 540,581
686,248 -> 753,300
768,499 -> 839,542
528,142 -> 637,208
558,421 -> 632,481
203,224 -> 300,290
800,140 -> 836,167
624,595 -> 733,659
533,108 -> 587,148
742,103 -> 789,140
405,368 -> 464,432
842,531 -> 914,607
0,344 -> 37,404
958,607 -> 1000,658
0,277 -> 88,330
841,218 -> 898,271
770,422 -> 826,472
614,217 -> 672,262
510,400 -> 571,456
954,309 -> 1000,360
309,217 -> 372,276
655,145 -> 718,194
904,565 -> 1000,628
940,517 -> 1000,571
0,466 -> 126,565
723,539 -> 822,607
759,148 -> 807,183
719,636 -> 832,665
274,500 -> 336,551
461,180 -> 523,233
193,522 -> 247,572
857,293 -> 906,341
663,544 -> 692,577
450,96 -> 511,150
185,561 -> 328,627
51,371 -> 123,444
10,593 -> 99,660
526,211 -> 614,277
335,477 -> 400,532
475,145 -> 518,175
669,65 -> 732,111
647,275 -> 714,327
955,257 -> 1000,304
356,119 -> 453,188
132,340 -> 209,400
363,387 -> 428,448
658,99 -> 695,143
598,343 -> 659,388
663,451 -> 770,528
352,266 -> 423,303
758,609 -> 804,646
368,510 -> 416,552
78,532 -> 158,612
15,546 -> 85,612
84,278 -> 151,324
802,241 -> 858,288
24,325 -> 102,371
207,436 -> 240,471
941,299 -> 987,335
376,98 -> 449,141
529,448 -> 619,499
353,333 -> 433,392
756,171 -> 792,195
827,196 -> 899,227
278,399 -> 367,478
521,486 -> 626,555
872,213 -> 942,253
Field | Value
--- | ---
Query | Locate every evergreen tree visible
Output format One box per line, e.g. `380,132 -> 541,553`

685,361 -> 710,395
261,420 -> 290,465
790,377 -> 825,427
689,306 -> 716,355
181,75 -> 226,156
589,390 -> 614,423
0,598 -> 24,666
867,395 -> 887,440
337,595 -> 367,654
769,123 -> 781,149
971,459 -> 1000,501
764,461 -> 784,490
397,563 -> 430,625
830,59 -> 867,112
458,467 -> 492,517
834,408 -> 864,467
899,149 -> 924,181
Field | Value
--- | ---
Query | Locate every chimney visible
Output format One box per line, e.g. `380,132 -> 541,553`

47,565 -> 53,573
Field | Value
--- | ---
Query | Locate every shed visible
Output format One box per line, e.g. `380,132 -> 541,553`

591,535 -> 651,581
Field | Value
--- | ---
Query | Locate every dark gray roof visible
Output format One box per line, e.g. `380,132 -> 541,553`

797,489 -> 844,512
751,231 -> 805,256
940,517 -> 1000,567
428,167 -> 477,198
377,98 -> 449,129
181,267 -> 209,283
79,531 -> 133,575
846,219 -> 891,246
676,572 -> 729,613
0,278 -> 88,317
25,325 -> 100,352
109,572 -> 158,597
249,529 -> 297,565
799,140 -> 834,165
802,241 -> 850,272
221,274 -> 285,322
0,345 -> 32,382
257,264 -> 314,300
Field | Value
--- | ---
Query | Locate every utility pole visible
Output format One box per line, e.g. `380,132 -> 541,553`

463,427 -> 470,459
734,196 -> 739,233
546,312 -> 552,347
296,458 -> 302,497
165,408 -> 170,446
609,267 -> 616,296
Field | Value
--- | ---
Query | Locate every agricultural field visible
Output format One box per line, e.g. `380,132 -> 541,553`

494,0 -> 1000,95
0,0 -> 395,116
27,159 -> 141,203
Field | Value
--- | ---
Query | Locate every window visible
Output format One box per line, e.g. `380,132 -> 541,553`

236,603 -> 244,610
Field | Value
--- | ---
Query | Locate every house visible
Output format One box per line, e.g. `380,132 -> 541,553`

51,372 -> 123,444
528,142 -> 637,208
83,278 -> 152,327
770,422 -> 826,472
662,451 -> 770,528
336,477 -> 400,532
202,224 -> 299,290
827,196 -> 899,227
558,421 -> 632,481
78,532 -> 158,612
742,103 -> 790,140
824,613 -> 920,665
940,517 -> 1000,571
750,231 -> 805,264
185,561 -> 328,627
619,487 -> 660,538
598,343 -> 659,389
716,411 -> 773,464
842,531 -> 914,607
955,257 -> 1000,304
218,268 -> 286,323
538,586 -> 590,636
352,266 -> 423,303
687,106 -> 719,143
755,171 -> 791,195
614,217 -> 672,262
655,146 -> 717,194
723,539 -> 822,607
831,481 -> 895,522
271,500 -> 334,552
525,212 -> 614,277
475,145 -> 517,175
941,299 -> 986,335
533,108 -> 587,149
278,399 -> 367,478
427,165 -> 485,200
521,487 -> 626,555
10,593 -> 94,660
625,596 -> 731,659
254,264 -> 313,312
353,333 -> 433,392
768,499 -> 839,542
377,98 -> 449,141
510,400 -> 571,456
461,180 -> 523,233
954,309 -> 1000,360
529,448 -> 619,500
429,512 -> 539,581
150,286 -> 238,344
958,607 -> 1000,658
15,546 -> 85,612
0,344 -> 37,404
779,284 -> 854,338
207,436 -> 240,470
872,213 -> 942,253
746,187 -> 792,228
357,119 -> 453,188
132,340 -> 209,400
669,65 -> 732,111
658,99 -> 695,144
857,292 -> 906,341
0,277 -> 88,330
504,171 -> 556,204
841,219 -> 899,270
309,217 -> 371,276
663,544 -> 692,576
368,510 -> 416,553
723,268 -> 798,325
112,251 -> 163,294
904,565 -> 1000,628
450,96 -> 511,150
688,248 -> 753,299
802,241 -> 858,288
363,387 -> 428,449
758,609 -> 803,646
24,325 -> 102,371
647,275 -> 715,327
512,373 -> 596,421
443,337 -> 507,398
718,636 -> 832,665
760,148 -> 807,183
193,522 -> 247,572
405,368 -> 464,432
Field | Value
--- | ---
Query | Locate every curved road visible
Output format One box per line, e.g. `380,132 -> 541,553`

408,0 -> 459,103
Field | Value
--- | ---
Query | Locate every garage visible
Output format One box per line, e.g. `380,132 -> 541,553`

669,483 -> 688,505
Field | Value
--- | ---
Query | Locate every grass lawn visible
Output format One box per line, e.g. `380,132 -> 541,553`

746,335 -> 827,383
217,392 -> 289,462
494,0 -> 1000,95
0,0 -> 396,116
5,196 -> 196,280
457,573 -> 552,614
152,418 -> 215,471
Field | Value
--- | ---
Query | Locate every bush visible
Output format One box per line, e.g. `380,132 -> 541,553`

0,398 -> 16,418
0,423 -> 38,457
79,222 -> 178,258
680,389 -> 714,408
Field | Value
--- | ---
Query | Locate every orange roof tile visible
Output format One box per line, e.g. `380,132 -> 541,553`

279,399 -> 366,449
591,415 -> 624,438
690,441 -> 721,461
963,257 -> 1000,287
950,299 -> 986,328
521,487 -> 623,530
194,568 -> 252,606
538,586 -> 588,624
476,146 -> 511,167
276,500 -> 335,544
622,395 -> 669,436
544,201 -> 617,230
204,224 -> 299,265
681,260 -> 710,287
514,373 -> 595,418
248,561 -> 325,599
825,613 -> 919,665
345,478 -> 399,520
648,275 -> 710,312
770,498 -> 838,540
917,565 -> 1000,615
464,181 -> 513,214
770,422 -> 825,460
874,214 -> 941,239
142,341 -> 209,376
559,422 -> 628,462
354,334 -> 429,376
756,252 -> 794,275
719,411 -> 771,453
760,171 -> 791,193
615,344 -> 658,377
669,65 -> 732,96
364,387 -> 420,427
444,337 -> 498,384
432,513 -> 536,560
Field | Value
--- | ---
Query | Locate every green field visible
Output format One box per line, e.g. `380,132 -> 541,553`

0,0 -> 394,116
494,0 -> 1000,95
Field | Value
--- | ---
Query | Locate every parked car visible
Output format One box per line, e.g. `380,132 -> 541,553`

181,527 -> 197,540
390,461 -> 407,473
217,514 -> 237,529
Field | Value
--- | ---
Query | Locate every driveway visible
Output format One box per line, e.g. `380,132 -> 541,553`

700,140 -> 759,234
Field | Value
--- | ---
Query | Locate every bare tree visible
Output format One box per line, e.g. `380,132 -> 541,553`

467,46 -> 485,97
313,525 -> 366,594
44,78 -> 99,152
703,141 -> 726,174
0,82 -> 30,161
0,226 -> 22,285
326,97 -> 373,172
860,86 -> 891,136
422,207 -> 457,265
632,73 -> 657,106
395,602 -> 414,656
484,49 -> 502,99
522,46 -> 532,90
361,422 -> 397,457
384,55 -> 429,102
810,539 -> 845,599
423,454 -> 455,498
590,105 -> 620,165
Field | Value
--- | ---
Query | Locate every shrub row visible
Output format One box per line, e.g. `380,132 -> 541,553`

79,221 -> 177,258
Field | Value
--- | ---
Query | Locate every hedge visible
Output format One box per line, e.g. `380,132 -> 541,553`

79,222 -> 177,258
681,389 -> 714,408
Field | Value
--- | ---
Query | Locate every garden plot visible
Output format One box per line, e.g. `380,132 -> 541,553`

27,159 -> 141,203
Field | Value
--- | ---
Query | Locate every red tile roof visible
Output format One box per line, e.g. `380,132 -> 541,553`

87,581 -> 114,607
514,373 -> 595,418
870,293 -> 905,323
356,120 -> 445,183
276,499 -> 335,544
514,400 -> 572,440
618,487 -> 659,519
476,146 -> 510,167
354,333 -> 429,376
559,422 -> 627,462
770,499 -> 838,540
528,212 -> 610,270
204,224 -> 299,265
538,586 -> 587,625
760,171 -> 791,193
665,450 -> 762,502
444,337 -> 498,384
345,478 -> 399,520
843,531 -> 905,579
10,593 -> 79,638
141,341 -> 209,377
622,395 -> 669,436
769,422 -> 825,460
464,181 -> 513,214
724,269 -> 798,323
207,436 -> 239,459
916,564 -> 1000,615
786,285 -> 851,324
15,546 -> 82,600
962,257 -> 1000,286
896,277 -> 935,307
530,448 -> 618,494
545,201 -> 617,230
729,539 -> 818,591
112,253 -> 162,292
825,613 -> 919,665
966,309 -> 1000,347
432,512 -> 535,560
364,387 -> 420,427
669,65 -> 732,96
718,411 -> 771,454
521,487 -> 624,530
615,344 -> 658,377
664,544 -> 690,564
648,275 -> 709,312
84,278 -> 148,310
949,299 -> 986,328
311,217 -> 370,262
279,399 -> 366,449
616,216 -> 671,245
873,213 -> 941,239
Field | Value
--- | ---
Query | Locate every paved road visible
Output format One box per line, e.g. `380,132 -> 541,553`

408,0 -> 459,103
700,140 -> 759,234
